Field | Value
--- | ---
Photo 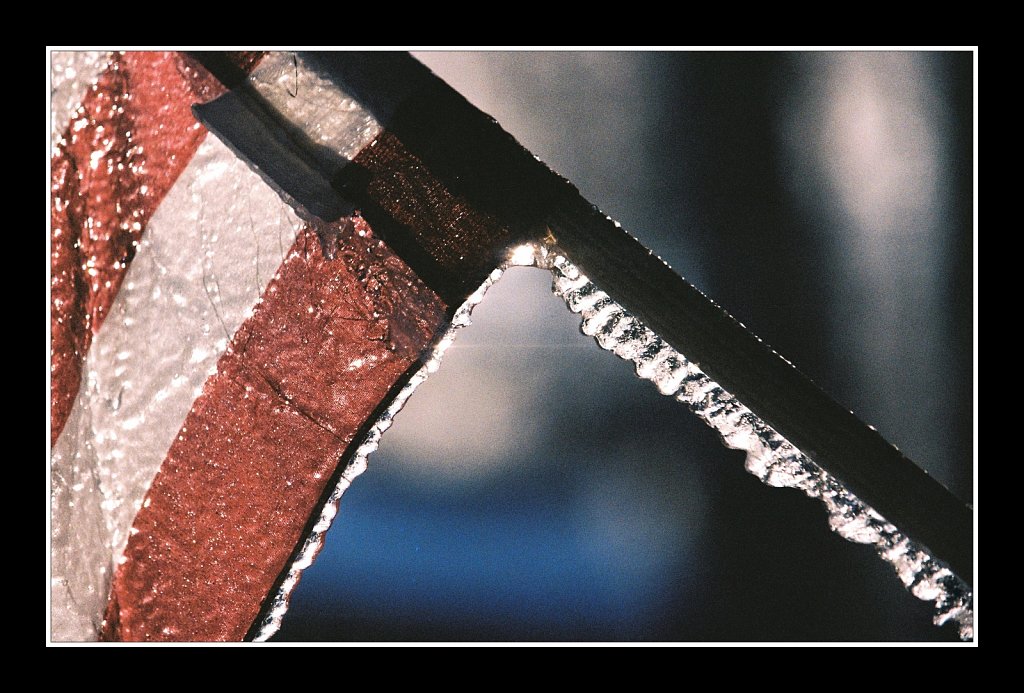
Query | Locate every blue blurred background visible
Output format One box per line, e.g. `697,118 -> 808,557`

274,51 -> 973,642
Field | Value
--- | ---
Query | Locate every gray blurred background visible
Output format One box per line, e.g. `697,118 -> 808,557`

274,51 -> 973,642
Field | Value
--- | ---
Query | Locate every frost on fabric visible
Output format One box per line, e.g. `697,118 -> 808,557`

544,251 -> 973,640
102,217 -> 446,642
252,267 -> 503,641
50,51 -> 226,443
50,51 -> 110,150
51,389 -> 108,640
50,137 -> 305,641
249,52 -> 382,164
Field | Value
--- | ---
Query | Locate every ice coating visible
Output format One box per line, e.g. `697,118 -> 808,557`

249,52 -> 382,164
51,382 -> 108,640
50,51 -> 229,443
101,216 -> 446,641
254,242 -> 971,641
91,136 -> 306,575
252,266 -> 504,641
50,51 -> 110,149
542,250 -> 973,640
50,135 -> 305,641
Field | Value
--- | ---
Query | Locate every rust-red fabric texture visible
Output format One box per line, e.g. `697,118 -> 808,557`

50,51 -> 259,443
101,219 -> 447,641
346,130 -> 518,303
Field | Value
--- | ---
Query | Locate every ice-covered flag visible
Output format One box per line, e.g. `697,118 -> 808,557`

50,51 -> 972,642
51,51 -> 458,641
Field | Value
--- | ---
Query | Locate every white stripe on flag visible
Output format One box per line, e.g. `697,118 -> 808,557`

249,52 -> 382,162
49,51 -> 110,150
51,134 -> 303,640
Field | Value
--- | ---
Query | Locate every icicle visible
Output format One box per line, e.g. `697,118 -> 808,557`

254,242 -> 972,641
545,252 -> 973,641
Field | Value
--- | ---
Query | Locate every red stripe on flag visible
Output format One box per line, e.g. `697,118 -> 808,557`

50,51 -> 260,443
101,219 -> 447,641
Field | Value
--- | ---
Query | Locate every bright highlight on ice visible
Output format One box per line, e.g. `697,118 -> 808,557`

255,244 -> 972,642
544,252 -> 973,641
508,244 -> 539,267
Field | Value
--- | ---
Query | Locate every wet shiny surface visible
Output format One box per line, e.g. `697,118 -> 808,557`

50,52 -> 223,442
50,133 -> 306,641
102,219 -> 446,641
50,51 -> 110,149
49,51 -> 974,638
50,51 -> 274,641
